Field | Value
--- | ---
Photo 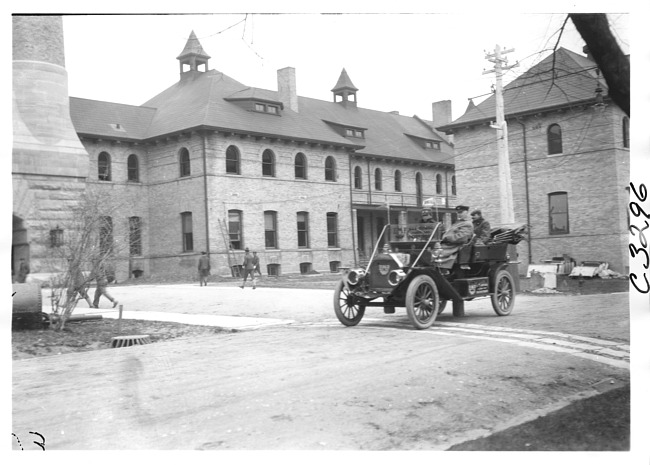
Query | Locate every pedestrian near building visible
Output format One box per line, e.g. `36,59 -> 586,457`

92,262 -> 118,308
198,251 -> 211,286
16,258 -> 30,283
252,251 -> 261,276
240,248 -> 257,289
471,209 -> 492,245
66,259 -> 93,307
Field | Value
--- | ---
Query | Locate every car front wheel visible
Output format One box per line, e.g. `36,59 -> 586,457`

333,280 -> 366,326
405,274 -> 440,329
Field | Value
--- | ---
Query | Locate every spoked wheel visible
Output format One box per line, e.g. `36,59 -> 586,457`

491,269 -> 515,316
405,275 -> 440,329
333,280 -> 366,326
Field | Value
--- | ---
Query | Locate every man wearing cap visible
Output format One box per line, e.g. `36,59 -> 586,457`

441,205 -> 474,245
240,248 -> 257,289
471,209 -> 492,245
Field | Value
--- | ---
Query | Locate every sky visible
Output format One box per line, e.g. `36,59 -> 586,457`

59,11 -> 630,122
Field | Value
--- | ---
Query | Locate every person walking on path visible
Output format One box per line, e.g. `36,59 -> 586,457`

240,248 -> 257,289
253,251 -> 262,276
198,251 -> 211,286
66,260 -> 93,307
92,262 -> 118,308
16,258 -> 30,283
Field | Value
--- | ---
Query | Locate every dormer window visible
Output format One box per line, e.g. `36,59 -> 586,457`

424,140 -> 440,150
254,102 -> 280,114
345,128 -> 364,138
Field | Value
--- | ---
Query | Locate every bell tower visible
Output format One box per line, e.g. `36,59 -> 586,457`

331,68 -> 358,108
177,30 -> 211,78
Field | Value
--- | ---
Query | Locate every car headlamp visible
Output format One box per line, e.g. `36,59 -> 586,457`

347,269 -> 366,286
387,269 -> 407,286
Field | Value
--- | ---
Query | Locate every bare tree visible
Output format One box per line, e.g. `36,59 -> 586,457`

569,13 -> 630,116
45,187 -> 138,330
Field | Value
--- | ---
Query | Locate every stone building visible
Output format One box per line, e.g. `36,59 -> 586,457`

13,18 -> 457,282
437,47 -> 630,273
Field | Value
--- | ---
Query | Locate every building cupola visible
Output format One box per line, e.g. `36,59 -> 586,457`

331,68 -> 358,107
177,30 -> 211,77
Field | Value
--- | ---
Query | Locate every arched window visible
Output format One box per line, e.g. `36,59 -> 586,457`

394,170 -> 402,192
547,124 -> 563,155
262,149 -> 276,177
354,166 -> 362,189
416,172 -> 423,206
127,154 -> 139,182
226,145 -> 240,174
436,174 -> 442,194
179,148 -> 191,177
375,168 -> 383,191
325,156 -> 336,181
295,152 -> 307,179
622,117 -> 630,148
451,175 -> 457,196
98,152 -> 111,181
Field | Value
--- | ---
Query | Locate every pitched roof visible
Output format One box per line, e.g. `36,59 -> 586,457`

68,35 -> 453,166
331,68 -> 358,92
69,97 -> 156,140
176,30 -> 211,60
438,47 -> 605,131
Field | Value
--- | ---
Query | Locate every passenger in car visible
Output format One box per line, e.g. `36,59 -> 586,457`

471,209 -> 492,245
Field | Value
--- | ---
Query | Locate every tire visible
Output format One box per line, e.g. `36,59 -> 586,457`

405,275 -> 440,329
491,269 -> 515,316
333,280 -> 366,326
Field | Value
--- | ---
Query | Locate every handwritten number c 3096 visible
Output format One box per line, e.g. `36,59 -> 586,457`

630,202 -> 650,220
630,273 -> 650,294
629,221 -> 649,249
630,182 -> 648,202
629,243 -> 649,270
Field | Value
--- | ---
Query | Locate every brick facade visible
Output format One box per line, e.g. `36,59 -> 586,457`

452,104 -> 629,272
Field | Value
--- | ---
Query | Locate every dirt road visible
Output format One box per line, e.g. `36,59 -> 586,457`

13,286 -> 630,450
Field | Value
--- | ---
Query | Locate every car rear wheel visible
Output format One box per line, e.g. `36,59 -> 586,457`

405,275 -> 440,329
333,280 -> 366,326
491,269 -> 515,316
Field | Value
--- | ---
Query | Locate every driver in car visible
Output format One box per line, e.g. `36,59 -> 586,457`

441,205 -> 474,246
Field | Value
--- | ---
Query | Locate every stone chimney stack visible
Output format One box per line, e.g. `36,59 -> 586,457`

432,100 -> 452,129
277,67 -> 299,113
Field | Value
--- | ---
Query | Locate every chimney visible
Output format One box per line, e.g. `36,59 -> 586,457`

432,100 -> 452,129
277,67 -> 298,113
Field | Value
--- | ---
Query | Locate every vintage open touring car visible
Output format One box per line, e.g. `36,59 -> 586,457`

334,221 -> 527,330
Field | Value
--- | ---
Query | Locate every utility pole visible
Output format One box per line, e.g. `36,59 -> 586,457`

484,45 -> 518,224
